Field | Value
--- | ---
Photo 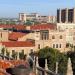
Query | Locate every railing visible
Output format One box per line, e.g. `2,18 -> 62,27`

33,56 -> 59,75
36,66 -> 58,75
0,54 -> 59,75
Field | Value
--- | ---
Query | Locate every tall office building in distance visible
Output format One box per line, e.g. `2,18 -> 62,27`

57,8 -> 75,23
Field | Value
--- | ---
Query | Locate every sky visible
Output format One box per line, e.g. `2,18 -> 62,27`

0,0 -> 75,18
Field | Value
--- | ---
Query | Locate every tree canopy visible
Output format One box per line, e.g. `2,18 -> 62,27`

37,47 -> 68,75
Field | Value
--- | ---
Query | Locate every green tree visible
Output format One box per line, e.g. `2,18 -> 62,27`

6,49 -> 10,58
34,21 -> 40,25
25,20 -> 32,25
1,47 -> 5,55
58,53 -> 68,75
19,50 -> 24,60
38,47 -> 60,72
12,51 -> 17,59
10,21 -> 16,25
1,47 -> 6,59
38,47 -> 68,75
6,21 -> 10,25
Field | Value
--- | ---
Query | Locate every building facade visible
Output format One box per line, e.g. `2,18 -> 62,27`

48,16 -> 56,23
35,30 -> 66,52
0,23 -> 69,56
0,29 -> 9,42
0,41 -> 35,59
19,13 -> 38,22
19,13 -> 56,23
57,8 -> 75,23
57,23 -> 75,47
19,13 -> 26,22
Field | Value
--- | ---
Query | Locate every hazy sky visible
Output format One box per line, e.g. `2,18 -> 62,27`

0,0 -> 74,18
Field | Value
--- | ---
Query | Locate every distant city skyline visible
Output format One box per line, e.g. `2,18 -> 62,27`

0,0 -> 75,18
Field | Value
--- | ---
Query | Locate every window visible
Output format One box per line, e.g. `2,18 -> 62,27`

60,35 -> 62,39
38,44 -> 40,49
40,30 -> 49,40
53,44 -> 55,48
52,35 -> 55,39
59,44 -> 61,48
56,44 -> 58,48
1,33 -> 2,38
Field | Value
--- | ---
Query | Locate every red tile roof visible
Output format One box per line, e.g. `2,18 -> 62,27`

0,60 -> 13,69
30,24 -> 56,30
0,60 -> 29,70
0,24 -> 12,29
14,25 -> 26,30
1,41 -> 35,47
0,24 -> 26,30
9,32 -> 27,41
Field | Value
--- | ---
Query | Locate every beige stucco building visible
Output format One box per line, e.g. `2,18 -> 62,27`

19,13 -> 38,22
57,23 -> 75,30
0,29 -> 9,42
57,23 -> 75,47
19,13 -> 56,23
0,29 -> 67,55
0,23 -> 68,58
0,41 -> 35,59
34,30 -> 66,52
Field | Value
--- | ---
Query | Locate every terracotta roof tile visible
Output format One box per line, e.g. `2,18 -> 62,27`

9,32 -> 27,41
1,41 -> 35,47
0,24 -> 26,30
30,24 -> 56,30
0,60 -> 29,70
0,25 -> 12,29
13,25 -> 26,30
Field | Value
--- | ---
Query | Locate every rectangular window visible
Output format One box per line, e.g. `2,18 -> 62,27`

38,44 -> 40,49
40,30 -> 49,40
52,35 -> 55,39
60,44 -> 61,48
60,35 -> 62,39
53,44 -> 55,48
1,33 -> 2,38
56,44 -> 58,48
